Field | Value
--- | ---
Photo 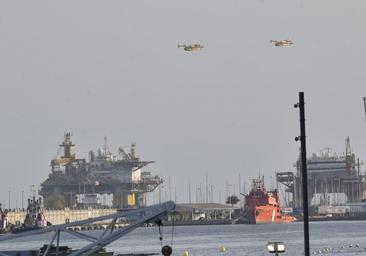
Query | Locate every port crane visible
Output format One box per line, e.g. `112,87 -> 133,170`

0,201 -> 175,256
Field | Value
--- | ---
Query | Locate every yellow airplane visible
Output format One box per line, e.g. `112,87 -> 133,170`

177,44 -> 204,51
270,39 -> 293,47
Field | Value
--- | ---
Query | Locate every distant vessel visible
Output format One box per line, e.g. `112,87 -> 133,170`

0,197 -> 49,234
12,196 -> 49,233
244,177 -> 296,224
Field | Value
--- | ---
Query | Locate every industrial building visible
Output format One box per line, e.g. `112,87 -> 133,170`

276,137 -> 365,209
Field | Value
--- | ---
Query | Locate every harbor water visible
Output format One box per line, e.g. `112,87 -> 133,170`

1,221 -> 366,256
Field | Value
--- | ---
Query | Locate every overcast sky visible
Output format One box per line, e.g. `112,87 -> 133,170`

0,0 -> 366,207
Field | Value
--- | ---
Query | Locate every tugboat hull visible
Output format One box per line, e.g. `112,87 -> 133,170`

252,206 -> 296,224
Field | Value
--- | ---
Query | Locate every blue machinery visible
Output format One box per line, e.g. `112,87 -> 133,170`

0,201 -> 175,256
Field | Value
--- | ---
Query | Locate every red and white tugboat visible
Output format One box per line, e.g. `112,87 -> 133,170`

244,177 -> 296,224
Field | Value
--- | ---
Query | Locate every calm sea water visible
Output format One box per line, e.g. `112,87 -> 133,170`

1,221 -> 366,256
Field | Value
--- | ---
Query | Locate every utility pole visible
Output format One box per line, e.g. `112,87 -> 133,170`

294,92 -> 310,256
188,182 -> 191,204
210,185 -> 214,203
195,184 -> 198,203
363,97 -> 366,120
174,187 -> 177,202
226,179 -> 229,199
168,176 -> 172,201
238,173 -> 241,195
21,190 -> 24,209
199,183 -> 202,203
205,172 -> 208,203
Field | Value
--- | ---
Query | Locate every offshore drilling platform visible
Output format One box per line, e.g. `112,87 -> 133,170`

39,133 -> 161,209
276,137 -> 365,210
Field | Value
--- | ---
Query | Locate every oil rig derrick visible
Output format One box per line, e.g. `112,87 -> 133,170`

40,133 -> 162,209
50,132 -> 86,176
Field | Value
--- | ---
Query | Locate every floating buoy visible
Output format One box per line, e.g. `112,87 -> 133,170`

220,246 -> 226,252
182,250 -> 189,256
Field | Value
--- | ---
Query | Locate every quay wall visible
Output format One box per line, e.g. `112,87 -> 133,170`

7,208 -> 118,225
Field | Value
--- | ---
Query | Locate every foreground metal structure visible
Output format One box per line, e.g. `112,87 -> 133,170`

0,201 -> 175,256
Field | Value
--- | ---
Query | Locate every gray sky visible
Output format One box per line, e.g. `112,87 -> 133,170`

1,0 -> 366,206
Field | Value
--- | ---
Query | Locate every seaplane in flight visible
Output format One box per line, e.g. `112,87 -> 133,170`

177,44 -> 204,51
270,38 -> 293,47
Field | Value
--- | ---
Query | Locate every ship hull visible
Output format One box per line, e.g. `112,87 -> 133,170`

246,206 -> 296,224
